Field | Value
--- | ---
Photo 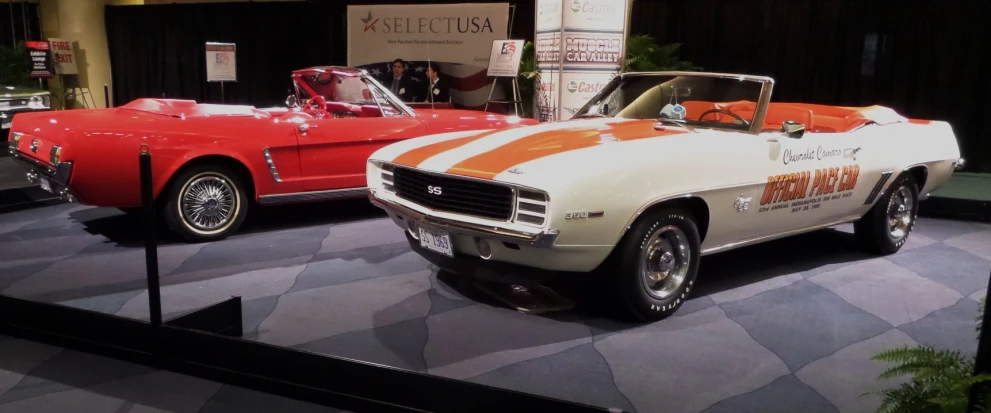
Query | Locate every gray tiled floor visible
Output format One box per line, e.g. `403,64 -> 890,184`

1,201 -> 989,413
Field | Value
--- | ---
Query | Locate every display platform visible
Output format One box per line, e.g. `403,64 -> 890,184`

920,172 -> 991,222
0,333 -> 350,412
2,199 -> 989,413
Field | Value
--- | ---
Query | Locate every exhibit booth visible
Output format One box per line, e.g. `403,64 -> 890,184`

1,1 -> 991,412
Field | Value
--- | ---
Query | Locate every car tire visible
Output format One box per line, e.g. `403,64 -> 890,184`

606,207 -> 702,322
854,173 -> 919,255
162,164 -> 249,243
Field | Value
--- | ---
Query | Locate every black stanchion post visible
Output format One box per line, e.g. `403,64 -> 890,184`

968,266 -> 991,412
139,146 -> 162,327
104,84 -> 110,108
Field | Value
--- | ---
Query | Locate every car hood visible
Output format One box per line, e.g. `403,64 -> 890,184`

0,85 -> 50,99
379,117 -> 691,181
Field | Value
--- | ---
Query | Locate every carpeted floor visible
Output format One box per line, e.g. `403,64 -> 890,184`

930,172 -> 991,201
1,200 -> 990,413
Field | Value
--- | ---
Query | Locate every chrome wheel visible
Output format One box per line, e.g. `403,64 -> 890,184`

178,173 -> 239,234
640,225 -> 691,299
886,184 -> 915,242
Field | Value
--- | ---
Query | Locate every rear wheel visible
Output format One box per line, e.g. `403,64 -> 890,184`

606,207 -> 702,322
162,164 -> 248,243
854,173 -> 919,254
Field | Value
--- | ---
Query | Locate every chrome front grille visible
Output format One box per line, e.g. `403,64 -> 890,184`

392,167 -> 514,220
514,190 -> 548,226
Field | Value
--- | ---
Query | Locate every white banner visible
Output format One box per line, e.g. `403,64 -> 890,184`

534,0 -> 629,121
205,42 -> 237,82
487,40 -> 525,77
560,71 -> 615,118
347,3 -> 510,108
563,0 -> 627,32
48,38 -> 77,75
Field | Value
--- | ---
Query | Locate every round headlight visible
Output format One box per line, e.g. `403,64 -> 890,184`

29,95 -> 43,108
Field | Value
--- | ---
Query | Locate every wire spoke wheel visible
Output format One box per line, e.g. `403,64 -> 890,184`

886,184 -> 915,242
639,225 -> 691,299
179,173 -> 238,234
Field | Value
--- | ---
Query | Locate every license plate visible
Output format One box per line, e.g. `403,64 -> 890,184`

1,121 -> 9,129
39,177 -> 51,193
418,225 -> 454,257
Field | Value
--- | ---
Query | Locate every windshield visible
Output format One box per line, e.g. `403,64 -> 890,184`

297,71 -> 414,117
573,74 -> 766,132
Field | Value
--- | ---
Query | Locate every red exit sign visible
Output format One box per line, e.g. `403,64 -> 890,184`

51,40 -> 72,51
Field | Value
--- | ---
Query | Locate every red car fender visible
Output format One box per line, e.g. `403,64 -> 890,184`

154,147 -> 265,202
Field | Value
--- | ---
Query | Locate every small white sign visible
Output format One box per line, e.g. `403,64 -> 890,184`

486,39 -> 525,78
48,38 -> 78,75
205,42 -> 237,82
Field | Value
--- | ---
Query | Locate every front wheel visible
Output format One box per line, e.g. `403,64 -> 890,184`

606,207 -> 702,322
162,165 -> 249,243
854,173 -> 919,254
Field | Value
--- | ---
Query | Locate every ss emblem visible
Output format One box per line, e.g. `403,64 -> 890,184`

427,186 -> 443,195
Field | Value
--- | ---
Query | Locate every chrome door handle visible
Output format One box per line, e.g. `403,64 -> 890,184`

298,124 -> 310,134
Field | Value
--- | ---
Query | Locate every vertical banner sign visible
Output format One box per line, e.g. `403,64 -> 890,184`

486,39 -> 525,77
205,42 -> 237,82
48,38 -> 78,75
347,3 -> 509,109
535,0 -> 562,121
535,0 -> 630,121
24,41 -> 54,78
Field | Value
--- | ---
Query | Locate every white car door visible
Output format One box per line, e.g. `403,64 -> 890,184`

748,127 -> 867,237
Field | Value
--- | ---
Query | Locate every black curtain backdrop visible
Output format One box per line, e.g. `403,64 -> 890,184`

629,0 -> 991,172
0,1 -> 42,48
104,0 -> 532,109
106,0 -> 988,171
105,1 -> 345,108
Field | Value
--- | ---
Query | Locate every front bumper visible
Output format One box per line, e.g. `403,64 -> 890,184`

369,193 -> 559,248
370,193 -> 612,272
8,147 -> 76,202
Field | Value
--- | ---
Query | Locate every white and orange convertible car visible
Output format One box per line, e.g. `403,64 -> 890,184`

365,71 -> 964,321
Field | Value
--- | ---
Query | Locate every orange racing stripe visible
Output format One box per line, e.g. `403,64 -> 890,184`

390,128 -> 513,168
446,120 -> 687,180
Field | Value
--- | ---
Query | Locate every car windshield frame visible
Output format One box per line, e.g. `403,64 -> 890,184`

572,71 -> 775,135
293,69 -> 418,118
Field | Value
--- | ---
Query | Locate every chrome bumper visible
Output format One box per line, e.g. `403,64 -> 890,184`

953,158 -> 966,171
368,193 -> 559,248
10,150 -> 76,202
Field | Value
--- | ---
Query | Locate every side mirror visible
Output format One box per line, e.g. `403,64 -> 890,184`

286,94 -> 299,108
781,120 -> 805,139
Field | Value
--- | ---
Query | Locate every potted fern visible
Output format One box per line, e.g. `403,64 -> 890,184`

868,298 -> 991,412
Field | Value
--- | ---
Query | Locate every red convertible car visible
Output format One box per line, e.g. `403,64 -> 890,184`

6,66 -> 535,241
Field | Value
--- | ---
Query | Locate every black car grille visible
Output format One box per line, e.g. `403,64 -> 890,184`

393,167 -> 514,220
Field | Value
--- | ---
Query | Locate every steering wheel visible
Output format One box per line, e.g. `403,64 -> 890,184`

698,109 -> 750,126
304,95 -> 328,118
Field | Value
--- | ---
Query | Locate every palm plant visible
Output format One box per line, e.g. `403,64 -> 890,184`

0,44 -> 32,87
517,40 -> 539,118
623,34 -> 701,72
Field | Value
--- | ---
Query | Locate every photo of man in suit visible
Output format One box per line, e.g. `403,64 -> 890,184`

422,62 -> 451,104
386,58 -> 416,102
